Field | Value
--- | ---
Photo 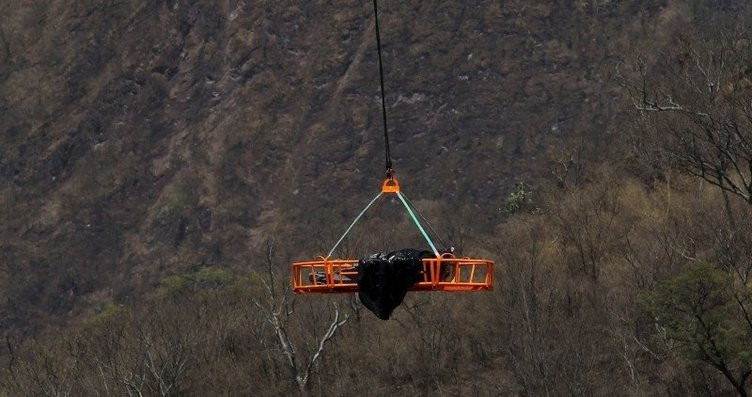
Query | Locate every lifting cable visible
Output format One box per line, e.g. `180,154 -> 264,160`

325,1 -> 444,259
399,192 -> 448,249
327,192 -> 441,258
372,0 -> 393,178
328,192 -> 383,258
396,192 -> 440,256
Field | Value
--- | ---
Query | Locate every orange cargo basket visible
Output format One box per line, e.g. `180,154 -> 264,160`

291,176 -> 494,294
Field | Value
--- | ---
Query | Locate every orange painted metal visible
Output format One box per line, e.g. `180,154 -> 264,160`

381,177 -> 400,193
292,254 -> 494,294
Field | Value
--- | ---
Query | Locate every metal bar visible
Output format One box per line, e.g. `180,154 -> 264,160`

292,259 -> 494,292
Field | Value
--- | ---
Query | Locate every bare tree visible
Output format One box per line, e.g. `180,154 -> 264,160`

619,29 -> 752,395
620,30 -> 752,205
554,181 -> 622,282
253,241 -> 349,396
0,337 -> 83,397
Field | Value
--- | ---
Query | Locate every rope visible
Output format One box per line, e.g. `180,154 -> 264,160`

327,192 -> 383,258
396,192 -> 440,257
372,0 -> 392,176
349,194 -> 386,256
399,192 -> 448,249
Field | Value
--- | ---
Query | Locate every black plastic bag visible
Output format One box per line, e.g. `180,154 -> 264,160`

356,248 -> 433,320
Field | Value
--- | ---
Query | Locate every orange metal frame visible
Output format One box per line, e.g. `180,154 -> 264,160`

291,176 -> 495,294
292,254 -> 494,294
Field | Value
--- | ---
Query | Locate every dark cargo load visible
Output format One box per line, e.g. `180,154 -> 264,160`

356,248 -> 433,320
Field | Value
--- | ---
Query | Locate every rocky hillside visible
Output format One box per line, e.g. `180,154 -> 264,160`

0,0 -> 746,334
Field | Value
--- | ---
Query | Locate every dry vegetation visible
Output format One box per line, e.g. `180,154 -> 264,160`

2,1 -> 752,396
2,166 -> 751,396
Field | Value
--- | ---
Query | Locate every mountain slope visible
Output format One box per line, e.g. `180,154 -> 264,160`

0,0 -> 737,333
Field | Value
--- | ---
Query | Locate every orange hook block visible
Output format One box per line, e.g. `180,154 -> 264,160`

381,177 -> 400,193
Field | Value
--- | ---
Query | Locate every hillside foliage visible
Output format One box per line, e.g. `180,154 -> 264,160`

2,0 -> 752,396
